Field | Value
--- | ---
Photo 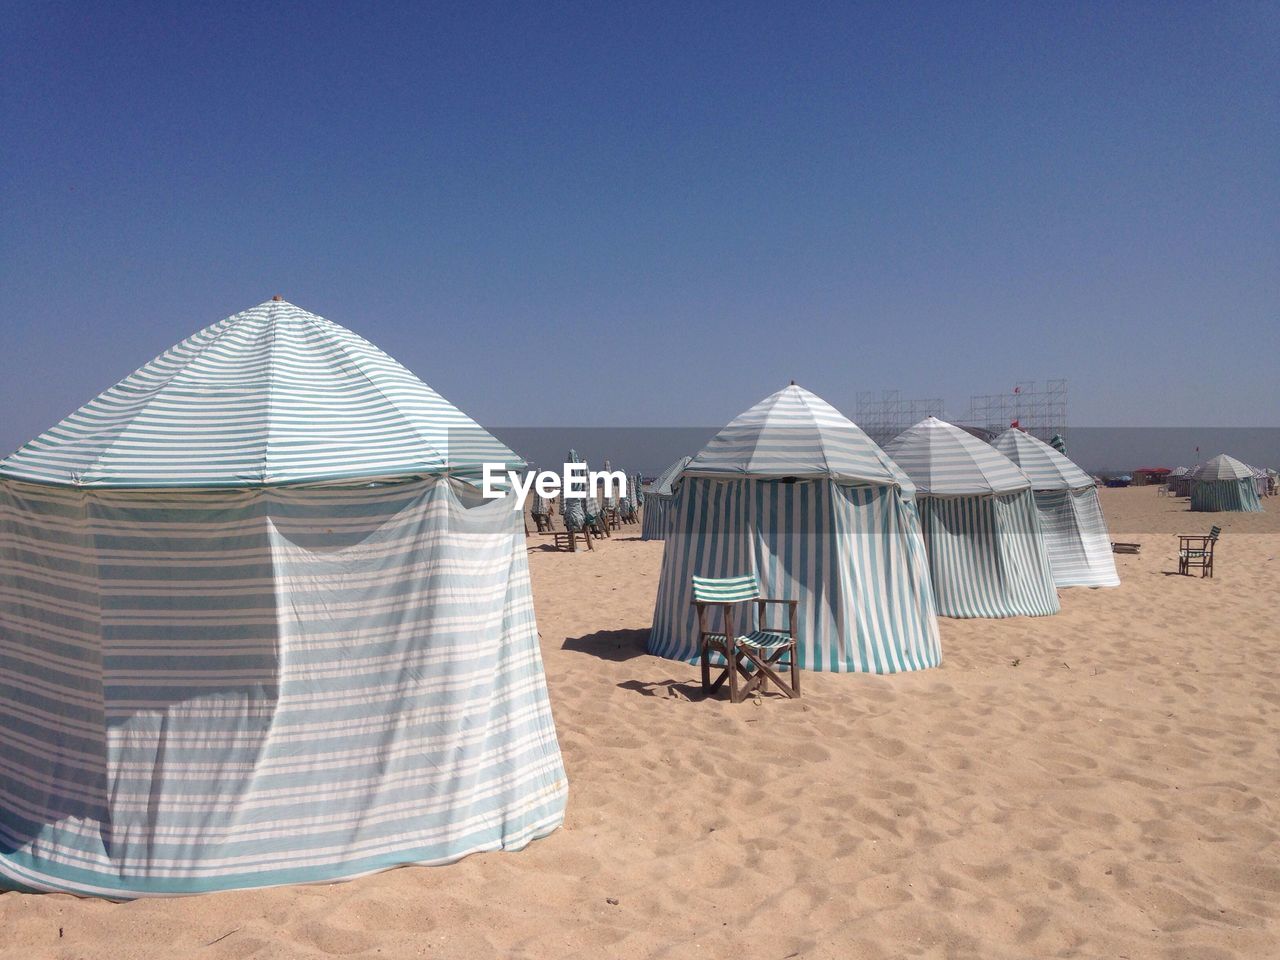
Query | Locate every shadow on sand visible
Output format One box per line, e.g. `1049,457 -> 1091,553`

561,628 -> 651,662
615,678 -> 710,701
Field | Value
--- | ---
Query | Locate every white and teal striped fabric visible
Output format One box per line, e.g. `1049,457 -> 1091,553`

0,300 -> 522,488
640,456 -> 692,542
683,385 -> 917,497
650,479 -> 941,673
1168,467 -> 1193,498
885,419 -> 1059,618
1190,455 -> 1264,512
915,492 -> 1061,618
691,574 -> 760,603
992,428 -> 1092,490
993,429 -> 1119,588
1191,479 -> 1263,512
0,302 -> 565,898
1191,454 -> 1255,482
883,417 -> 1027,496
649,387 -> 940,673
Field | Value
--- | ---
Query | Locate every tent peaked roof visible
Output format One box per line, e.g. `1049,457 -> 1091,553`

647,456 -> 693,496
1191,454 -> 1254,481
992,428 -> 1092,490
0,299 -> 521,488
683,384 -> 913,491
884,417 -> 1030,495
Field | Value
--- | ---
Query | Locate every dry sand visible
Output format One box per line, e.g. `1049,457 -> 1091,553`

2,486 -> 1277,959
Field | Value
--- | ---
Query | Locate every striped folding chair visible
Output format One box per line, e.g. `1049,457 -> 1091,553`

690,574 -> 799,703
1178,525 -> 1221,578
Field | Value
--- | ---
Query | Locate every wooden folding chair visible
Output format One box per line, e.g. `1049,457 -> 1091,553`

552,524 -> 592,552
691,574 -> 799,703
1178,524 -> 1221,578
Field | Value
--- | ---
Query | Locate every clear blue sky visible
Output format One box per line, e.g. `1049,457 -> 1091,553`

2,1 -> 1277,457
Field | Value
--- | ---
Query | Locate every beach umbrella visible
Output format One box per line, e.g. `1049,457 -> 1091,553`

560,449 -> 587,530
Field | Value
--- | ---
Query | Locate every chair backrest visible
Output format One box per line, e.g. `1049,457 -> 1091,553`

691,574 -> 759,604
1209,525 -> 1222,541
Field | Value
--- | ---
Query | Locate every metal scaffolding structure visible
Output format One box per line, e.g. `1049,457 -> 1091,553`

966,379 -> 1068,445
854,390 -> 945,448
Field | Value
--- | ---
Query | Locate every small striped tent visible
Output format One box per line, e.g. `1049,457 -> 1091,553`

0,299 -> 566,898
993,429 -> 1119,588
649,385 -> 940,674
640,456 -> 692,541
1169,466 -> 1193,498
1190,455 -> 1263,512
884,418 -> 1059,619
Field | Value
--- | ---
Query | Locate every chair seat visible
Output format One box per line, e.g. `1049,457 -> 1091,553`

702,631 -> 793,651
738,630 -> 794,652
1182,549 -> 1208,557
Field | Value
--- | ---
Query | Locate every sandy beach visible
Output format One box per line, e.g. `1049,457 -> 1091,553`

1,486 -> 1276,959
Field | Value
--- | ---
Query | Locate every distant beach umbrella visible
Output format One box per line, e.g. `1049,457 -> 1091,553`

560,449 -> 587,530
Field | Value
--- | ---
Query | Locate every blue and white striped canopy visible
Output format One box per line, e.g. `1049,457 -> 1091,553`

1191,454 -> 1255,481
992,429 -> 1092,491
884,418 -> 1030,496
647,456 -> 693,497
683,385 -> 914,495
640,456 -> 692,541
0,300 -> 522,488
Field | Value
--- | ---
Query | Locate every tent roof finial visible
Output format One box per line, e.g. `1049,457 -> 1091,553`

272,294 -> 283,302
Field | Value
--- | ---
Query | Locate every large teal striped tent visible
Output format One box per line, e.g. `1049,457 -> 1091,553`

993,429 -> 1119,588
640,456 -> 692,541
648,386 -> 940,673
884,418 -> 1059,619
1190,454 -> 1263,512
0,299 -> 566,898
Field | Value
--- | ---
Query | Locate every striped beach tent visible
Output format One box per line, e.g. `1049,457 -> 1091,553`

640,456 -> 692,541
1190,454 -> 1263,512
1169,466 -> 1194,498
993,429 -> 1119,588
0,299 -> 566,898
648,385 -> 940,673
884,418 -> 1059,619
1250,465 -> 1270,498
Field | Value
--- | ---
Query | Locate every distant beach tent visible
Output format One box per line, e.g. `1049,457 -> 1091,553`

640,456 -> 692,541
1169,466 -> 1193,498
1250,465 -> 1270,498
649,385 -> 940,673
1190,455 -> 1263,512
993,429 -> 1119,588
0,299 -> 566,898
884,418 -> 1060,618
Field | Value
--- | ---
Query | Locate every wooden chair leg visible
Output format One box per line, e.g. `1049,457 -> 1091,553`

790,642 -> 800,698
